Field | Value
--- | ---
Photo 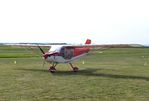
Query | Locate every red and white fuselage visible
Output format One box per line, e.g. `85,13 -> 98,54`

43,45 -> 90,63
40,39 -> 92,72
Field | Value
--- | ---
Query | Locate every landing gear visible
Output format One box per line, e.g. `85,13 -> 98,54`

49,63 -> 57,73
49,66 -> 56,73
69,63 -> 79,72
48,62 -> 79,73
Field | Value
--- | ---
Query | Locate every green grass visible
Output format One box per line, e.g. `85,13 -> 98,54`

0,46 -> 149,101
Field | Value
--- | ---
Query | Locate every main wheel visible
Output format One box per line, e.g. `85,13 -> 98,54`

73,67 -> 79,72
49,66 -> 56,73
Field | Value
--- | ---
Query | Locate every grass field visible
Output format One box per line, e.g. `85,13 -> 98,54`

0,46 -> 149,101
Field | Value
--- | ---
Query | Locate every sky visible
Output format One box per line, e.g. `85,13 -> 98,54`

0,0 -> 149,44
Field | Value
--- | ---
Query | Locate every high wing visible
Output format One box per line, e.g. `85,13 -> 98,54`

3,43 -> 51,47
3,39 -> 136,52
64,44 -> 135,49
56,39 -> 134,48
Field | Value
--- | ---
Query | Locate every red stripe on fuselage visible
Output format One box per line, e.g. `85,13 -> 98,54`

74,48 -> 90,57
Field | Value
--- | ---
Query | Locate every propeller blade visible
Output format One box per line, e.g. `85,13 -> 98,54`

42,60 -> 46,68
38,46 -> 45,54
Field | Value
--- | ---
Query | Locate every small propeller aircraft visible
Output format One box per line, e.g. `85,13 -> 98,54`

38,39 -> 92,73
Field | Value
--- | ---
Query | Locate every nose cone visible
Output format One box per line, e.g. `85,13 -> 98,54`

43,53 -> 49,59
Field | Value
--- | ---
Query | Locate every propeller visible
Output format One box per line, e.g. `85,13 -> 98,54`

37,45 -> 46,67
42,60 -> 46,68
37,46 -> 45,54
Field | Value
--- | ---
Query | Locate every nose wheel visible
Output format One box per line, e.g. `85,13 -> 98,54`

49,63 -> 57,73
72,67 -> 79,72
49,66 -> 56,73
69,63 -> 79,72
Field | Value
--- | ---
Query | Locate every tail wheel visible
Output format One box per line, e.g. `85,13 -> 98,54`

73,67 -> 78,72
49,66 -> 56,73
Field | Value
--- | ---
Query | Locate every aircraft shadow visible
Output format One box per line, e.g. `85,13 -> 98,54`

16,68 -> 49,73
16,68 -> 149,81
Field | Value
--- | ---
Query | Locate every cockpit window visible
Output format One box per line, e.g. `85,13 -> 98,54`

60,47 -> 74,59
49,45 -> 62,52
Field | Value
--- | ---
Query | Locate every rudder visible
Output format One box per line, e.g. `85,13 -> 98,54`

85,39 -> 91,45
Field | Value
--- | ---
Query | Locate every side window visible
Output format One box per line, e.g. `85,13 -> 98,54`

64,48 -> 74,59
60,47 -> 65,56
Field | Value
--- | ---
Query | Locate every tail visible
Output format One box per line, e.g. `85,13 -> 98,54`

85,39 -> 91,45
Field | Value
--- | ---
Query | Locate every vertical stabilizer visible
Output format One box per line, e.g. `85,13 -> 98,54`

85,39 -> 91,45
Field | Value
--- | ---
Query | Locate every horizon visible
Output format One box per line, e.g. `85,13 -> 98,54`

0,42 -> 147,46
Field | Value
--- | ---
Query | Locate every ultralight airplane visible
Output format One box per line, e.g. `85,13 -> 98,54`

38,39 -> 91,73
